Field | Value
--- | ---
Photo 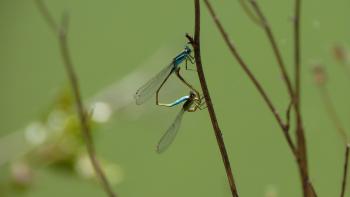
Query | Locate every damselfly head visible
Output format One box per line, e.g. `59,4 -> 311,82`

184,46 -> 192,54
188,90 -> 197,99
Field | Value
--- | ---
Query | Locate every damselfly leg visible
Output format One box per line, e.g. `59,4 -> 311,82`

175,67 -> 200,95
155,70 -> 174,107
135,46 -> 196,105
185,55 -> 196,71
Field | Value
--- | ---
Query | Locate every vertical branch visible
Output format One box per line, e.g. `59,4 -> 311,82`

293,0 -> 304,151
186,1 -> 239,196
294,0 -> 302,104
35,1 -> 116,197
293,0 -> 313,196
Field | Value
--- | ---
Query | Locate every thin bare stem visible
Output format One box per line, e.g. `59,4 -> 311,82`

203,0 -> 297,157
319,86 -> 348,143
294,0 -> 301,105
341,144 -> 350,197
186,1 -> 239,196
292,0 -> 315,196
285,98 -> 295,131
58,16 -> 116,197
248,0 -> 294,99
313,65 -> 349,197
34,0 -> 57,33
35,1 -> 116,196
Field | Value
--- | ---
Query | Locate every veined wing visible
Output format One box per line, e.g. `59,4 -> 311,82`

134,63 -> 175,105
156,109 -> 185,153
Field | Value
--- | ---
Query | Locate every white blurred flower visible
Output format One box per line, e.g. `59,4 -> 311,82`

91,102 -> 112,123
25,122 -> 47,145
75,153 -> 95,179
47,110 -> 67,133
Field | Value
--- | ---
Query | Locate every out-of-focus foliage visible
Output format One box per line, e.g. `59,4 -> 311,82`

0,87 -> 123,196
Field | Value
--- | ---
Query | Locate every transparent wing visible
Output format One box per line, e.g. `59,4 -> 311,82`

134,63 -> 174,105
156,109 -> 185,153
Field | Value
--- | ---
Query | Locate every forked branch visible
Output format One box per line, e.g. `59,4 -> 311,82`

204,0 -> 319,196
203,0 -> 296,156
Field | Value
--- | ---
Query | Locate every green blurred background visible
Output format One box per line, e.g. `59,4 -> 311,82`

0,0 -> 349,196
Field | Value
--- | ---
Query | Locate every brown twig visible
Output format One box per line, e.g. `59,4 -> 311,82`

319,87 -> 348,143
203,0 -> 296,157
341,144 -> 350,197
186,1 -> 239,196
292,0 -> 315,196
293,0 -> 302,106
285,98 -> 295,131
59,16 -> 116,197
35,1 -> 116,197
34,0 -> 58,33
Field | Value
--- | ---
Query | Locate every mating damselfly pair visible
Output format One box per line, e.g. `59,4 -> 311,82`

134,46 -> 206,153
